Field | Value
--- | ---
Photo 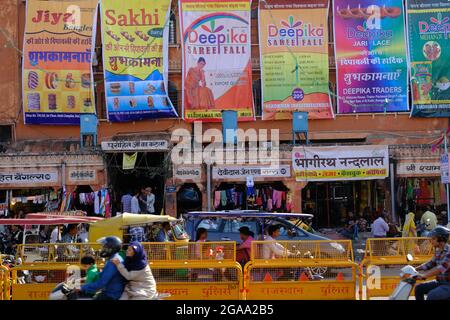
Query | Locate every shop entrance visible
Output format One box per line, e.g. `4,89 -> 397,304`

177,183 -> 202,216
302,180 -> 387,228
106,152 -> 167,215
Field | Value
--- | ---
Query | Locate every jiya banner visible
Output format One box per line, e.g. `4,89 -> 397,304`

333,0 -> 409,113
101,0 -> 178,122
179,0 -> 254,122
407,0 -> 450,117
292,145 -> 389,181
259,0 -> 334,120
22,0 -> 97,125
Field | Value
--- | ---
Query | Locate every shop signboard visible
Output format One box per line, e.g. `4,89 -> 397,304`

174,166 -> 202,181
212,165 -> 291,180
259,0 -> 334,120
407,0 -> 450,117
101,0 -> 178,121
22,0 -> 98,124
0,171 -> 59,185
292,145 -> 389,181
396,160 -> 441,177
101,140 -> 169,151
68,169 -> 97,183
179,0 -> 254,122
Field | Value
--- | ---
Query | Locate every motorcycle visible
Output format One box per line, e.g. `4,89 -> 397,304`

389,254 -> 418,300
49,274 -> 172,300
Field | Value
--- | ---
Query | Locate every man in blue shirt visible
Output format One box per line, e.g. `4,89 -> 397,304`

156,222 -> 172,242
79,236 -> 126,300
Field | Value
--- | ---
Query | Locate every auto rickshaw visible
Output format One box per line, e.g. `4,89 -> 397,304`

87,213 -> 190,243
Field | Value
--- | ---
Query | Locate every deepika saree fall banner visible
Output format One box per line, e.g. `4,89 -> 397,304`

179,0 -> 254,122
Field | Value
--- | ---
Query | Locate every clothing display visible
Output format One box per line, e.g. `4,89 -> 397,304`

214,184 -> 290,212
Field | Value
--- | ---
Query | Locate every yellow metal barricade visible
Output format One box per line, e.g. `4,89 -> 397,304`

244,240 -> 358,300
143,241 -> 236,264
8,261 -> 243,300
16,243 -> 103,265
1,265 -> 10,300
359,237 -> 433,299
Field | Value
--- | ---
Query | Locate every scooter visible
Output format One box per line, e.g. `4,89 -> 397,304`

389,254 -> 419,300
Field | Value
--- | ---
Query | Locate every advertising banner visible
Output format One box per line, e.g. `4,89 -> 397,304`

396,160 -> 441,177
22,0 -> 98,125
333,0 -> 409,113
407,0 -> 450,117
441,154 -> 449,184
292,145 -> 389,181
101,0 -> 178,122
212,165 -> 291,179
259,0 -> 334,120
179,0 -> 254,122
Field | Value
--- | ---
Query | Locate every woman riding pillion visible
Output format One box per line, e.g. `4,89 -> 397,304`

77,236 -> 126,300
111,241 -> 158,300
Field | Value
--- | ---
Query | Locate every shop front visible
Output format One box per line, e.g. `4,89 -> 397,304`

101,138 -> 171,216
0,154 -> 106,217
293,145 -> 390,228
211,164 -> 296,213
172,165 -> 204,217
395,158 -> 446,222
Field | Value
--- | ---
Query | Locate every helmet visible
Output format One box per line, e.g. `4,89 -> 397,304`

429,226 -> 450,243
97,236 -> 122,258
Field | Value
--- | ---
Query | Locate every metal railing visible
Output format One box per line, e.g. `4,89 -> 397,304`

250,240 -> 354,263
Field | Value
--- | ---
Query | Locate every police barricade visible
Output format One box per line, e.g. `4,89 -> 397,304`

0,265 -> 10,300
244,240 -> 358,300
16,243 -> 102,265
359,237 -> 433,299
7,262 -> 243,300
9,241 -> 242,300
16,241 -> 236,265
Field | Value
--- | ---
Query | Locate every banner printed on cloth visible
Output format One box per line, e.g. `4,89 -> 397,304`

407,0 -> 450,117
259,0 -> 334,120
22,0 -> 98,125
179,0 -> 254,122
101,0 -> 178,122
292,145 -> 389,181
123,152 -> 137,170
333,0 -> 409,113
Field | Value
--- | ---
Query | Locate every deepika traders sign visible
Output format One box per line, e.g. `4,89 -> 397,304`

407,0 -> 450,117
333,0 -> 409,113
101,0 -> 178,122
259,0 -> 334,120
22,0 -> 98,125
179,0 -> 254,122
292,145 -> 389,181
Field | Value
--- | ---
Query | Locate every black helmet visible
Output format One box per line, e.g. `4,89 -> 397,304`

429,226 -> 450,243
97,236 -> 122,258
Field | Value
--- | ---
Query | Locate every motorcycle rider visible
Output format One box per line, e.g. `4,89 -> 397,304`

415,226 -> 450,300
76,236 -> 126,300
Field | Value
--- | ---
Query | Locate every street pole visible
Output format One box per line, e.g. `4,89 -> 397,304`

206,163 -> 211,211
445,134 -> 450,225
390,161 -> 396,223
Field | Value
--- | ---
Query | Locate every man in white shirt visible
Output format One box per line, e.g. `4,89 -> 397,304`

50,225 -> 62,243
263,225 -> 296,259
146,187 -> 155,214
130,190 -> 140,214
372,213 -> 390,238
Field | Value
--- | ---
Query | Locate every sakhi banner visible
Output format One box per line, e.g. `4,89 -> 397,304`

259,0 -> 334,120
179,0 -> 254,122
407,0 -> 450,117
333,0 -> 409,113
22,0 -> 98,125
101,0 -> 178,122
292,145 -> 389,181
